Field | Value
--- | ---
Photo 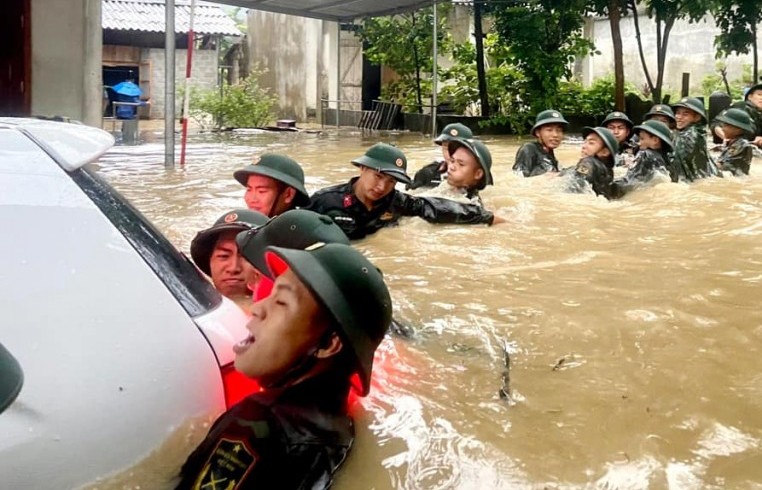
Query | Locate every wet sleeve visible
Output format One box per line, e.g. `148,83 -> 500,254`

408,161 -> 446,190
395,192 -> 494,225
512,144 -> 536,177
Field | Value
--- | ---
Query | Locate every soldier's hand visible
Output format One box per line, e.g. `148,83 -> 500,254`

753,136 -> 762,148
491,214 -> 508,225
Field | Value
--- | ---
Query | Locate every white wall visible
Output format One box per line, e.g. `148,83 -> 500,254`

31,0 -> 101,125
587,13 -> 760,94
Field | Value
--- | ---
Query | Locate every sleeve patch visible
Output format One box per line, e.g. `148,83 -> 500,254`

193,438 -> 258,490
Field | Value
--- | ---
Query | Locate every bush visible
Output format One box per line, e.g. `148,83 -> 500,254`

189,68 -> 276,129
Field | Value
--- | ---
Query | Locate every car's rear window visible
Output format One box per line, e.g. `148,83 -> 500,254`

70,166 -> 222,317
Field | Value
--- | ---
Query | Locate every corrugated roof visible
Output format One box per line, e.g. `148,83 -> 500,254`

102,0 -> 243,36
207,0 -> 436,22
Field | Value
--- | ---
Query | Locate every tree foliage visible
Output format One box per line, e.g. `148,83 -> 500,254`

711,0 -> 761,82
490,0 -> 596,113
189,68 -> 276,129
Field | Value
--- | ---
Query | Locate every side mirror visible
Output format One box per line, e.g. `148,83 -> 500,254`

0,343 -> 24,414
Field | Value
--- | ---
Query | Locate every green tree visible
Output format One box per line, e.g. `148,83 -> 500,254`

711,0 -> 762,84
588,0 -> 629,110
358,7 -> 450,113
628,0 -> 709,103
490,0 -> 596,114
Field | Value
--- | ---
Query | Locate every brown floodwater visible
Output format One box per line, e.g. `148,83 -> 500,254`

93,128 -> 762,489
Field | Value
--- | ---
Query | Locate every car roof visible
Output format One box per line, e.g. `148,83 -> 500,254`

0,118 -> 114,172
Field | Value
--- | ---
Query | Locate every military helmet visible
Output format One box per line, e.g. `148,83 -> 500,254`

236,209 -> 350,279
644,104 -> 676,122
715,108 -> 755,135
602,111 -> 634,128
434,123 -> 473,145
233,154 -> 311,207
447,138 -> 494,189
632,120 -> 674,151
190,209 -> 269,276
351,142 -> 412,184
531,109 -> 569,135
671,97 -> 707,123
745,83 -> 762,100
265,243 -> 392,396
582,126 -> 619,157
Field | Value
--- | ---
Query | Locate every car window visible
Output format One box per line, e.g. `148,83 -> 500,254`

70,166 -> 222,317
0,343 -> 23,414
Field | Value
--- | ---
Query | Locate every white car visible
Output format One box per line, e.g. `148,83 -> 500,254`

0,118 -> 254,488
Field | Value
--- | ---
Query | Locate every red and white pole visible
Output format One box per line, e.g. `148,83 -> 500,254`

179,0 -> 196,167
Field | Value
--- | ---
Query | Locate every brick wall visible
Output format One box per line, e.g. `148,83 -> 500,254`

143,48 -> 219,119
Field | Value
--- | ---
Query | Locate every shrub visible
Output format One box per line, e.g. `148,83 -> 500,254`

189,68 -> 276,130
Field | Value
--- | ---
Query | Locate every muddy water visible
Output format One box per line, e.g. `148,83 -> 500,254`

96,129 -> 762,489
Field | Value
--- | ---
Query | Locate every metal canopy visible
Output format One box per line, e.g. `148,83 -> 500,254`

206,0 -> 435,22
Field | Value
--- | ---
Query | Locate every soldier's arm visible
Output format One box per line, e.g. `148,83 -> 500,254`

395,192 -> 498,225
512,144 -> 536,177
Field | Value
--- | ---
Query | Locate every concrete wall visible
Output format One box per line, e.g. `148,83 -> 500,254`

247,11 -> 350,121
31,0 -> 101,126
586,14 -> 760,95
145,48 -> 218,119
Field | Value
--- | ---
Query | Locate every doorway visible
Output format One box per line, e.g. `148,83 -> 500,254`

1,0 -> 31,116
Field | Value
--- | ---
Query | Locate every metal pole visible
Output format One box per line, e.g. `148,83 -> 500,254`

431,1 -> 438,136
180,0 -> 196,167
336,22 -> 341,128
165,0 -> 176,168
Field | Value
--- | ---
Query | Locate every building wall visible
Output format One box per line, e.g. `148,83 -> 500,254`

587,14 -> 760,95
144,48 -> 218,119
247,11 -> 327,121
31,0 -> 101,125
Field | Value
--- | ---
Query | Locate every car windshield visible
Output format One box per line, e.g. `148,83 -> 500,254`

70,165 -> 222,317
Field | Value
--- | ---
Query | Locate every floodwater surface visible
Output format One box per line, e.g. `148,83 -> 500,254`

94,128 -> 762,489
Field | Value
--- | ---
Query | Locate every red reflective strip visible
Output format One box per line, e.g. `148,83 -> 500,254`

221,364 -> 262,408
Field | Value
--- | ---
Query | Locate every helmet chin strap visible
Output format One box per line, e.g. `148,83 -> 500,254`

267,183 -> 287,217
261,330 -> 333,390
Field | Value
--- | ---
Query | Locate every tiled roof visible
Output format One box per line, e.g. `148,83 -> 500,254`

103,0 -> 243,36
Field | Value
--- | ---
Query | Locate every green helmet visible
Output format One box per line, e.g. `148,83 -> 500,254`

531,109 -> 569,135
632,120 -> 674,151
582,126 -> 619,156
447,138 -> 494,189
190,209 -> 269,276
715,108 -> 755,135
434,123 -> 473,145
645,104 -> 676,122
745,83 -> 762,101
602,111 -> 634,128
671,97 -> 707,123
265,243 -> 392,396
236,209 -> 350,279
233,154 -> 311,207
351,142 -> 412,184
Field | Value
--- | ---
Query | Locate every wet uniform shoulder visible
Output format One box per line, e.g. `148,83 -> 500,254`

513,141 -> 558,177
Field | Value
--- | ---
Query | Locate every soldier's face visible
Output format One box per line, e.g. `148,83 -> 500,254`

581,133 -> 605,158
209,231 -> 260,299
356,166 -> 397,202
675,108 -> 701,129
441,142 -> 452,165
748,89 -> 762,109
244,175 -> 295,217
721,123 -> 744,140
234,268 -> 334,384
535,124 -> 564,149
648,114 -> 672,126
446,146 -> 484,190
605,121 -> 630,143
638,130 -> 662,151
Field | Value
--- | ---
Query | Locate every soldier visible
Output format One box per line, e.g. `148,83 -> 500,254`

176,243 -> 392,489
305,143 -> 503,240
670,97 -> 719,182
602,111 -> 638,163
416,138 -> 494,205
644,104 -> 677,129
714,108 -> 755,176
190,209 -> 269,311
236,209 -> 350,301
612,120 -> 672,197
563,127 -> 617,200
513,109 -> 568,177
233,153 -> 311,217
712,83 -> 762,148
407,123 -> 473,190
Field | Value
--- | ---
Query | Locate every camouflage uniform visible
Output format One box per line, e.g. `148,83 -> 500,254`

717,138 -> 753,176
612,149 -> 670,197
513,141 -> 560,176
669,125 -> 718,181
562,156 -> 614,200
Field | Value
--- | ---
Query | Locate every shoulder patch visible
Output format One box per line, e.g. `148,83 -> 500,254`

194,438 -> 258,490
343,194 -> 353,208
380,211 -> 395,221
